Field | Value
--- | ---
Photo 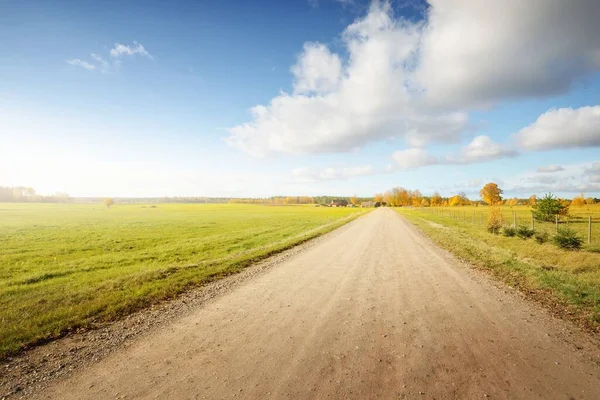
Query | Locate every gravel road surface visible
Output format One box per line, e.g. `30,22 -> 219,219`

32,208 -> 600,399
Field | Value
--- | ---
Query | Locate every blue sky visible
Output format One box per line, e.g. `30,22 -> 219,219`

1,0 -> 599,199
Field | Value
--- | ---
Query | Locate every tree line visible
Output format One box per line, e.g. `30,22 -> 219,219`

374,183 -> 598,208
0,186 -> 70,203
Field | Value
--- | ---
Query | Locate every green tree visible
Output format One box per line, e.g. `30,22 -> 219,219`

532,193 -> 568,222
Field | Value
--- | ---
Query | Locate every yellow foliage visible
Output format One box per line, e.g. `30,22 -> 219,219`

487,205 -> 503,234
571,193 -> 585,207
480,182 -> 503,205
529,194 -> 536,206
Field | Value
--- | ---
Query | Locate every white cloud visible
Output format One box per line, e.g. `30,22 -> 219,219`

66,59 -> 96,70
514,106 -> 600,150
110,41 -> 153,59
291,43 -> 342,94
90,53 -> 109,71
524,175 -> 558,184
584,162 -> 600,174
291,165 -> 374,182
230,0 -> 600,157
448,136 -> 517,163
392,148 -> 438,169
537,165 -> 564,173
506,161 -> 600,194
585,162 -> 600,183
418,0 -> 600,108
228,2 -> 468,156
67,42 -> 153,73
391,136 -> 515,170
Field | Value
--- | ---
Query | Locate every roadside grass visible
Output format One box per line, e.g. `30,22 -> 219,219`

396,207 -> 600,333
0,203 -> 366,358
427,204 -> 600,247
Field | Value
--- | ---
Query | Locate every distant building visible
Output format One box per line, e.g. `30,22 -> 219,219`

330,199 -> 348,207
361,201 -> 375,208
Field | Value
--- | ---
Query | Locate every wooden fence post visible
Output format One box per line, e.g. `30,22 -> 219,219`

513,212 -> 516,228
531,213 -> 534,230
589,216 -> 592,244
555,214 -> 558,233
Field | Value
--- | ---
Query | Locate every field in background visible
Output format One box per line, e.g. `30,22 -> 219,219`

0,203 -> 366,358
396,206 -> 600,332
420,204 -> 600,247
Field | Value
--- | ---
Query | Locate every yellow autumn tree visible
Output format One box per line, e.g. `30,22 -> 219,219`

480,182 -> 503,205
104,198 -> 115,208
528,194 -> 536,206
571,193 -> 585,207
430,192 -> 442,207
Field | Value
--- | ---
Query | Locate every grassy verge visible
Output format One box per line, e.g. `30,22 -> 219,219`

396,208 -> 600,333
0,203 -> 367,358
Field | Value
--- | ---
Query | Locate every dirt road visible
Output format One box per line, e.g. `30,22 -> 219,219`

34,209 -> 600,399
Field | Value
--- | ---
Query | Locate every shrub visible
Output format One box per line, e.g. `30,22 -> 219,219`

553,228 -> 583,250
503,226 -> 517,237
516,225 -> 535,239
534,231 -> 549,244
487,206 -> 503,234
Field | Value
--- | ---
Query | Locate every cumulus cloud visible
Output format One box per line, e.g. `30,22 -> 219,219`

392,148 -> 438,169
537,165 -> 565,173
514,106 -> 600,150
585,162 -> 600,183
391,136 -> 515,170
291,165 -> 374,182
291,43 -> 342,94
584,161 -> 600,174
228,0 -> 600,157
228,2 -> 467,156
448,136 -> 517,163
66,59 -> 96,70
418,0 -> 600,108
506,161 -> 600,194
110,41 -> 153,59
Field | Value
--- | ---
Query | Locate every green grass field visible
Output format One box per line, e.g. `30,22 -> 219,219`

397,205 -> 600,332
0,203 -> 366,358
422,204 -> 600,248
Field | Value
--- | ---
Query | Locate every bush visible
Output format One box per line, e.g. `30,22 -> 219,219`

534,231 -> 549,244
516,225 -> 535,239
503,226 -> 517,237
487,206 -> 503,234
553,228 -> 583,250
